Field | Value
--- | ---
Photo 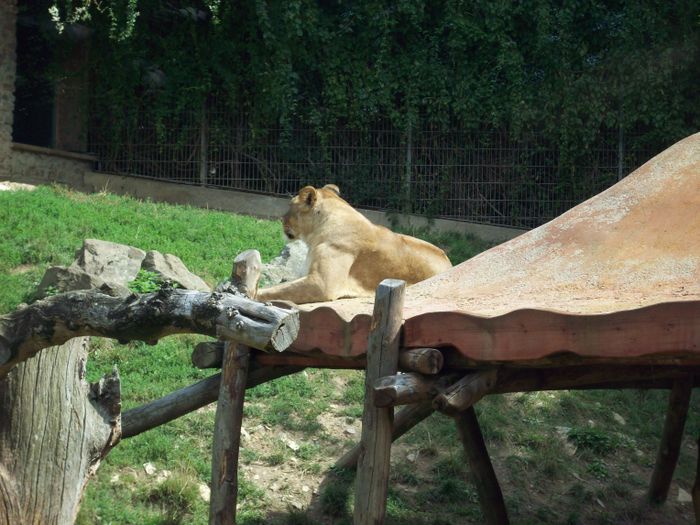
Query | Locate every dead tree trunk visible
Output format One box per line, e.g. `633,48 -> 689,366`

0,240 -> 299,525
0,337 -> 120,525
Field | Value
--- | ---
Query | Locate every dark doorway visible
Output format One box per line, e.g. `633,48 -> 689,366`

12,1 -> 55,147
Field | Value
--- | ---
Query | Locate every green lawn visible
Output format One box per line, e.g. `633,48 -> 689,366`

1,185 -> 698,525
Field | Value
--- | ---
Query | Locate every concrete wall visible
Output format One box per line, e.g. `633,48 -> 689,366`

13,166 -> 524,243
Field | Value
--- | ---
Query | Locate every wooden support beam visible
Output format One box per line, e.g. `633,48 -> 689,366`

492,366 -> 700,394
373,372 -> 460,408
648,377 -> 693,504
192,342 -> 367,370
335,401 -> 434,470
209,250 -> 260,525
398,347 -> 444,374
433,369 -> 498,416
353,279 -> 405,525
121,364 -> 302,439
455,407 -> 510,525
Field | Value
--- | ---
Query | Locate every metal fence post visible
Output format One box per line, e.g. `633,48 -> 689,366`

199,99 -> 209,186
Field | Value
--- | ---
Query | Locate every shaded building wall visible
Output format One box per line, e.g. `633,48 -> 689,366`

0,0 -> 93,181
0,0 -> 18,176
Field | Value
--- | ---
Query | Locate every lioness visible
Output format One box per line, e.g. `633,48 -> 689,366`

255,184 -> 452,304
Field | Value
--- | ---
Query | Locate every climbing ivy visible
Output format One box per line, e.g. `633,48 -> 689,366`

47,0 -> 699,160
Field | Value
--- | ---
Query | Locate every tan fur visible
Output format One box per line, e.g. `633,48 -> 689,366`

256,184 -> 452,304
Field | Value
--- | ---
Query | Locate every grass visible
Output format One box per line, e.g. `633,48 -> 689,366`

1,184 -> 699,524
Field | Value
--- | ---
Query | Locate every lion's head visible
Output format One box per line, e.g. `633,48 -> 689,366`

282,184 -> 341,241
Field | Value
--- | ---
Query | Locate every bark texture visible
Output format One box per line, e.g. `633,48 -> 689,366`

0,287 -> 299,378
0,337 -> 120,525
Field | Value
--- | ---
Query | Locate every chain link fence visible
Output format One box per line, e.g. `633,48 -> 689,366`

90,105 -> 656,229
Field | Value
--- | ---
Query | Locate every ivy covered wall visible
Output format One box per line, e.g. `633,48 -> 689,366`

36,1 -> 700,225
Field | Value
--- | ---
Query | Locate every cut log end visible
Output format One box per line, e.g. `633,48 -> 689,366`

399,348 -> 444,375
373,372 -> 460,408
433,369 -> 498,416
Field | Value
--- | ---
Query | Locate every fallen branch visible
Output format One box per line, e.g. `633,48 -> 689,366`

0,287 -> 299,378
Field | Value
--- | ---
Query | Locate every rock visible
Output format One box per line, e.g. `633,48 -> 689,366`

143,462 -> 156,476
612,412 -> 626,425
678,487 -> 692,503
302,485 -> 310,493
37,240 -> 148,296
198,482 -> 211,502
0,181 -> 36,192
407,452 -> 418,463
285,439 -> 300,452
36,265 -> 105,297
142,251 -> 210,291
75,239 -> 145,284
260,240 -> 308,287
155,469 -> 171,484
344,427 -> 356,436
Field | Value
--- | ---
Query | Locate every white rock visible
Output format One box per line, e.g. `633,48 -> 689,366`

407,452 -> 418,463
344,427 -> 357,435
199,482 -> 211,502
302,485 -> 310,493
678,488 -> 692,503
291,500 -> 304,510
143,462 -> 156,476
612,412 -> 626,425
286,439 -> 300,452
241,427 -> 251,440
110,473 -> 120,484
155,470 -> 171,484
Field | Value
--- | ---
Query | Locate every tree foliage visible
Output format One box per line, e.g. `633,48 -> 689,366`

49,0 -> 699,154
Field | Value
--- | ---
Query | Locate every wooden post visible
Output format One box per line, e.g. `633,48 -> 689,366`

209,343 -> 250,525
455,407 -> 510,525
648,377 -> 693,504
353,279 -> 406,525
693,434 -> 700,524
231,249 -> 262,299
335,401 -> 433,470
209,251 -> 262,525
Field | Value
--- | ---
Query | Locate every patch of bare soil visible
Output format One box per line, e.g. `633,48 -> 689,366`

8,264 -> 38,275
239,404 -> 362,515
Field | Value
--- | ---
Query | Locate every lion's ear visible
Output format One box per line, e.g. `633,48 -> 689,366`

298,186 -> 318,208
323,184 -> 340,196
